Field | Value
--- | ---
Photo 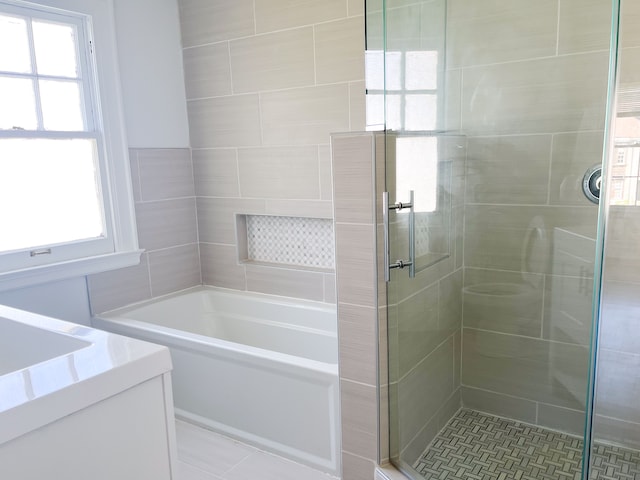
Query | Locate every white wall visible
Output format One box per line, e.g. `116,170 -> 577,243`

113,0 -> 190,148
0,0 -> 189,322
0,277 -> 92,325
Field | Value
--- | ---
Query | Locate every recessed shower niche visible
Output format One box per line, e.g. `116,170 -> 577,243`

236,214 -> 335,270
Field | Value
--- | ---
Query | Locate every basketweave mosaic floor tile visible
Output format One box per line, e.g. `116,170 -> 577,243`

413,409 -> 640,480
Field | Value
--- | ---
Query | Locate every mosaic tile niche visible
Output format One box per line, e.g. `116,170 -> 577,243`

243,215 -> 335,270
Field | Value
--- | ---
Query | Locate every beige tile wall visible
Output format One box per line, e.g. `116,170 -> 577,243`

594,14 -> 640,449
594,206 -> 640,449
594,0 -> 640,442
331,130 -> 465,478
178,0 -> 365,304
88,148 -> 201,313
452,0 -> 609,435
332,132 -> 383,480
386,133 -> 466,467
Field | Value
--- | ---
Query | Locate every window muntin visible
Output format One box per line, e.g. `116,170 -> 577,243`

0,1 -> 115,270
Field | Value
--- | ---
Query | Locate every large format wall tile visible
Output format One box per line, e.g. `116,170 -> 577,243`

600,207 -> 640,284
461,52 -> 609,135
462,328 -> 589,411
182,43 -> 232,100
447,0 -> 557,68
461,386 -> 537,424
620,0 -> 640,49
438,270 -> 463,335
187,95 -> 262,148
558,0 -> 613,54
595,348 -> 640,423
549,132 -> 606,206
332,134 -> 375,224
178,0 -> 255,47
543,274 -> 592,346
237,146 -> 320,199
464,205 -> 598,273
593,414 -> 640,451
148,244 -> 201,297
465,135 -> 552,205
254,0 -> 347,34
463,268 -> 544,338
261,84 -> 350,146
135,198 -> 198,251
599,281 -> 640,354
196,197 -> 266,245
338,303 -> 378,385
137,149 -> 195,201
200,243 -> 246,290
230,28 -> 315,93
335,223 -> 376,306
88,254 -> 152,314
265,199 -> 333,219
245,265 -> 325,301
89,149 -> 200,313
315,17 -> 365,85
396,283 -> 440,377
537,403 -> 585,437
192,149 -> 240,198
385,4 -> 423,52
397,336 -> 455,447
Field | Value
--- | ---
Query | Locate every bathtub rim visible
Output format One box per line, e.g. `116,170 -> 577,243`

99,285 -> 336,320
92,286 -> 338,376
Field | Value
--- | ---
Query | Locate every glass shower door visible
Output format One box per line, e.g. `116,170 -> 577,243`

587,1 -> 640,477
377,1 -> 623,479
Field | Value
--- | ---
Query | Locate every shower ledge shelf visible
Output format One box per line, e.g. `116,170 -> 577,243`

240,259 -> 335,274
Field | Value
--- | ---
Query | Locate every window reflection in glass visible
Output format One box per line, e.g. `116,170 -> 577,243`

396,136 -> 438,213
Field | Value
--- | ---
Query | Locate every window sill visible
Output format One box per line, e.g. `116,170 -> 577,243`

0,250 -> 143,293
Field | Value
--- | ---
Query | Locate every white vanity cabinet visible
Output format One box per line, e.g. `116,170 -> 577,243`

0,305 -> 177,480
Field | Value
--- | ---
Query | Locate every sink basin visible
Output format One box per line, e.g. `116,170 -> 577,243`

0,317 -> 90,376
0,303 -> 172,446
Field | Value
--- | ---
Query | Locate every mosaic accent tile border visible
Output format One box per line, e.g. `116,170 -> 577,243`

246,215 -> 334,269
413,409 -> 640,480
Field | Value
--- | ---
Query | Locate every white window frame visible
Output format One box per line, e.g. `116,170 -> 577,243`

0,0 -> 140,292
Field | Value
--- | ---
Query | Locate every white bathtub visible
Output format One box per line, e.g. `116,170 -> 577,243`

92,286 -> 340,475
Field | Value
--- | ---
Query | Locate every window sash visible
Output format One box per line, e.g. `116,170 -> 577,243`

0,1 -> 116,272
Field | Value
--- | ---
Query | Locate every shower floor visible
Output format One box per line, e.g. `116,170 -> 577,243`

413,409 -> 640,480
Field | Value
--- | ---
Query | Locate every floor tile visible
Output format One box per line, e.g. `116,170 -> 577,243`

176,420 -> 256,477
413,409 -> 640,480
177,461 -> 223,480
222,451 -> 336,480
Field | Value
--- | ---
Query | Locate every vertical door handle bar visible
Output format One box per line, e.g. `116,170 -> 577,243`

408,190 -> 416,278
383,190 -> 415,281
383,191 -> 391,282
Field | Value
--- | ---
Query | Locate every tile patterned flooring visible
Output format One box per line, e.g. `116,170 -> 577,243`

413,410 -> 640,480
175,412 -> 640,480
175,420 -> 337,480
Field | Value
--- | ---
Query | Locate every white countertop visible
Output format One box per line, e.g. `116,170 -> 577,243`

0,304 -> 172,445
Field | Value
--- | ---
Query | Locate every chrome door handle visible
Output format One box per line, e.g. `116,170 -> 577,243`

383,190 -> 416,282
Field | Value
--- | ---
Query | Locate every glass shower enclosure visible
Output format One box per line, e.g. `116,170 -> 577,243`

368,0 -> 640,479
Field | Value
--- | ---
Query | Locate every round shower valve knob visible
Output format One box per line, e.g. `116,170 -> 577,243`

582,165 -> 602,204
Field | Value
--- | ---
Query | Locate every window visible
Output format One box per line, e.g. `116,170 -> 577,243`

0,0 -> 140,290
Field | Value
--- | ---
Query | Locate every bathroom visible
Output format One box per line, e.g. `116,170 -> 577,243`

1,0 -> 640,479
